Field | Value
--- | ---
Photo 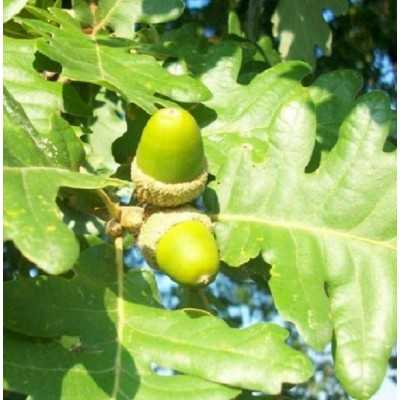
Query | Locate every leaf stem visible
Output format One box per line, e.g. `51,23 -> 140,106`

114,236 -> 124,275
112,235 -> 124,398
148,24 -> 160,43
197,288 -> 212,313
96,189 -> 120,220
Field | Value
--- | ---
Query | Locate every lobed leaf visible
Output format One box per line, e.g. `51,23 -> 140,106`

4,88 -> 124,274
74,0 -> 185,38
84,89 -> 127,174
205,87 -> 396,398
4,0 -> 28,22
192,41 -> 312,174
21,8 -> 211,114
309,69 -> 363,153
5,244 -> 313,398
4,36 -> 90,132
271,0 -> 348,67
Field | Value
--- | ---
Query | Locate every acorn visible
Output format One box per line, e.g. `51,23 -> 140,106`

138,207 -> 219,286
131,108 -> 208,207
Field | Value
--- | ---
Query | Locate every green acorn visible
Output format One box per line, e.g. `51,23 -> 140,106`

138,207 -> 219,286
131,108 -> 208,207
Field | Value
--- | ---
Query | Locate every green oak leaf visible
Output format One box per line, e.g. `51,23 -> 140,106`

306,69 -> 363,171
85,90 -> 127,174
228,10 -> 244,37
5,331 -> 239,400
21,8 -> 211,114
4,36 -> 63,133
205,89 -> 396,399
4,87 -> 84,170
190,41 -> 312,174
4,0 -> 28,22
310,69 -> 363,152
4,88 -> 124,274
74,0 -> 185,38
5,244 -> 313,398
4,36 -> 91,132
272,0 -> 348,67
4,167 -> 122,275
132,23 -> 207,63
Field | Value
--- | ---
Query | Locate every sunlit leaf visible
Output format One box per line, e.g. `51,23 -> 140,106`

4,89 -> 123,274
205,88 -> 395,398
21,8 -> 211,114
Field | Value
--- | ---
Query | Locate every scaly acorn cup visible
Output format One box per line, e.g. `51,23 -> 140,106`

131,107 -> 208,207
137,207 -> 219,286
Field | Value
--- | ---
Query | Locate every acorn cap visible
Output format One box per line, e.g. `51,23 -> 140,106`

131,157 -> 208,207
137,206 -> 212,268
136,107 -> 205,184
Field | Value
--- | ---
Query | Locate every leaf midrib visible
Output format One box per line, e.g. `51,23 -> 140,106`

216,213 -> 395,251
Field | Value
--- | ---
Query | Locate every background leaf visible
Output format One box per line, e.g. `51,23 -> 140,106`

84,89 -> 127,175
271,0 -> 348,67
5,244 -> 313,398
74,0 -> 185,38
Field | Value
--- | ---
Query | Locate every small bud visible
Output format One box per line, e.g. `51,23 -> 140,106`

119,206 -> 144,236
105,219 -> 123,238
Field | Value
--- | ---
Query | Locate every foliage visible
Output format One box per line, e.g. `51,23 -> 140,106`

3,0 -> 396,399
271,0 -> 348,67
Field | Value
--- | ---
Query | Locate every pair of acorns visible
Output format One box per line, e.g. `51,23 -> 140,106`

113,107 -> 219,286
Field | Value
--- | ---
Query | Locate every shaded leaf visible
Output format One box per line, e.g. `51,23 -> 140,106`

85,90 -> 127,174
5,244 -> 313,398
5,331 -> 239,400
306,69 -> 363,171
112,103 -> 149,166
74,0 -> 185,38
272,0 -> 348,67
310,69 -> 363,152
